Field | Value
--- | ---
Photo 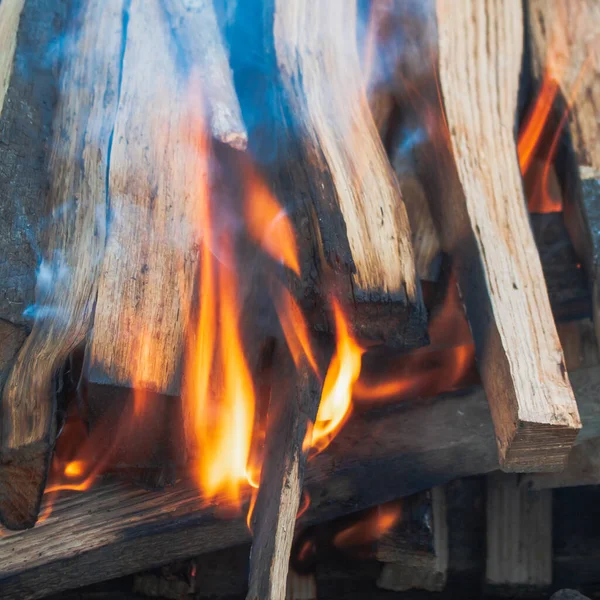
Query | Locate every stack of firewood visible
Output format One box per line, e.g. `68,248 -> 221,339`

0,0 -> 599,598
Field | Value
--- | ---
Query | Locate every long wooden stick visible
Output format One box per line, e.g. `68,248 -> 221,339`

433,0 -> 581,471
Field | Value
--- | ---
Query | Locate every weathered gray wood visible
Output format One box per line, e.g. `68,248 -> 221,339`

0,0 -> 68,326
246,346 -> 322,600
0,0 -> 124,530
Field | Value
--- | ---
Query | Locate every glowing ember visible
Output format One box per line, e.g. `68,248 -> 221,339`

307,301 -> 364,454
333,501 -> 402,549
353,276 -> 475,404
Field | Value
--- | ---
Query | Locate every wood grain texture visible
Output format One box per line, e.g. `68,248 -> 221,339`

435,0 -> 580,471
246,346 -> 322,600
527,0 -> 600,170
0,0 -> 125,529
0,0 -> 25,117
0,0 -> 68,326
485,472 -> 552,589
89,0 -> 200,396
272,0 -> 426,346
162,0 -> 247,150
2,354 -> 600,598
528,1 -> 600,354
523,437 -> 600,491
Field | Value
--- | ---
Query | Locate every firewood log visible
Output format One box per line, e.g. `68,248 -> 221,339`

88,0 -> 206,399
527,0 -> 600,349
162,0 -> 247,150
0,0 -> 124,530
433,0 -> 581,471
271,0 -> 427,348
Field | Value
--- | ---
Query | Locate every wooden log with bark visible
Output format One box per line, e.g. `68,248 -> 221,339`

433,0 -> 581,471
0,0 -> 124,530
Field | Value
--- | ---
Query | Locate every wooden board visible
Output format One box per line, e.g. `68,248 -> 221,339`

434,0 -> 581,471
1,356 -> 600,598
0,0 -> 126,529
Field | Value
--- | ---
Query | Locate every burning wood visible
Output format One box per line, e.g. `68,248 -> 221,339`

433,0 -> 581,471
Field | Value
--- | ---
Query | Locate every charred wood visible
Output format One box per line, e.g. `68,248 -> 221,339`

1,344 -> 600,597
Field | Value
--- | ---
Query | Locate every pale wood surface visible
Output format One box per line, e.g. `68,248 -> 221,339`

0,0 -> 125,529
162,0 -> 247,150
273,0 -> 425,346
0,0 -> 24,117
2,356 -> 600,598
485,472 -> 552,588
528,1 -> 600,354
527,0 -> 600,170
89,0 -> 200,396
435,0 -> 580,471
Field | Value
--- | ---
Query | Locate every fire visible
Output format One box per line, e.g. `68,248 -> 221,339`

244,165 -> 300,276
353,276 -> 475,403
333,501 -> 402,550
307,301 -> 364,454
183,119 -> 255,509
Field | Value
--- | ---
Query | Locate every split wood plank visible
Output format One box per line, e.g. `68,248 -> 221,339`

434,0 -> 580,471
0,0 -> 125,530
377,486 -> 448,593
2,351 -> 600,598
527,1 -> 600,349
247,345 -> 322,600
272,0 -> 426,348
485,471 -> 552,591
162,0 -> 247,150
88,0 -> 201,397
527,0 -> 600,171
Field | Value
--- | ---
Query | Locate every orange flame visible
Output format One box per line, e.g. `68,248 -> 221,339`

353,276 -> 475,403
244,165 -> 300,276
307,301 -> 364,454
184,121 -> 255,511
333,501 -> 402,549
